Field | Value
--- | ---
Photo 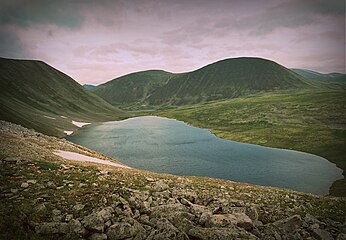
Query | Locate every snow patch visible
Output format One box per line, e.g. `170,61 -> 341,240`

72,120 -> 91,128
44,115 -> 56,120
64,131 -> 74,135
61,116 -> 67,119
53,150 -> 130,169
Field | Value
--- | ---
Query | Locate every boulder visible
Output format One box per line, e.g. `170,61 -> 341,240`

147,218 -> 188,240
35,220 -> 85,236
153,180 -> 169,192
82,213 -> 105,232
106,221 -> 143,240
188,226 -> 257,240
89,233 -> 108,240
272,215 -> 303,233
35,222 -> 69,235
311,228 -> 333,240
82,206 -> 115,232
245,206 -> 259,221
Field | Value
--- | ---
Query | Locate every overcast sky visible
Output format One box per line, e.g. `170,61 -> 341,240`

0,0 -> 344,85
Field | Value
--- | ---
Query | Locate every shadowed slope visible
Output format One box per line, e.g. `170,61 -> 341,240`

0,57 -> 127,136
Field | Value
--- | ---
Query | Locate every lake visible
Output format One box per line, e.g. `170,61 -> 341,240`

67,116 -> 342,195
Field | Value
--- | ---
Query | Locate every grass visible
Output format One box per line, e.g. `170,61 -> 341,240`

154,89 -> 346,196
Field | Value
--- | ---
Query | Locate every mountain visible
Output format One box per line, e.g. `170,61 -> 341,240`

83,84 -> 97,90
291,69 -> 346,83
147,58 -> 315,105
92,70 -> 173,106
0,57 -> 127,136
93,57 -> 315,106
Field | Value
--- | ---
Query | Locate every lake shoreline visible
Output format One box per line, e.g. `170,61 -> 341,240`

67,116 -> 342,196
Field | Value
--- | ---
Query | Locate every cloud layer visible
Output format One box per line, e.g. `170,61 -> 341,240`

0,0 -> 344,84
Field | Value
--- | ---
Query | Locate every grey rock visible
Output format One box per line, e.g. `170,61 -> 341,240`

336,233 -> 346,240
21,182 -> 29,188
73,203 -> 85,211
52,209 -> 62,221
89,233 -> 107,240
106,222 -> 138,240
10,188 -> 18,193
190,203 -> 211,217
246,206 -> 259,221
65,214 -> 73,222
82,207 -> 114,233
34,203 -> 47,212
153,180 -> 169,192
272,215 -> 303,233
35,222 -> 69,235
147,218 -> 188,240
149,203 -> 189,218
188,226 -> 257,240
3,157 -> 21,163
98,206 -> 114,222
46,181 -> 56,188
82,213 -> 105,232
52,209 -> 61,216
69,219 -> 86,235
311,228 -> 333,240
180,198 -> 192,206
27,179 -> 37,184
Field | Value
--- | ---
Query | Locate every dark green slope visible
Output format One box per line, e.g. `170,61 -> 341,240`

148,57 -> 314,105
292,68 -> 346,83
92,70 -> 173,106
0,57 -> 127,136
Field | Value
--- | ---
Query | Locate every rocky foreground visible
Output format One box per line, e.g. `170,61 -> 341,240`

0,120 -> 345,240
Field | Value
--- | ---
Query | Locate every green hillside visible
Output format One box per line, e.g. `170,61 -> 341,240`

292,68 -> 346,83
93,57 -> 319,106
92,70 -> 173,106
148,58 -> 316,105
0,57 -> 128,137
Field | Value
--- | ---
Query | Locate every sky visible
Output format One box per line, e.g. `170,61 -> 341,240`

0,0 -> 345,85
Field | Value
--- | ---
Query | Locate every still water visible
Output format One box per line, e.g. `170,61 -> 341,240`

67,116 -> 342,195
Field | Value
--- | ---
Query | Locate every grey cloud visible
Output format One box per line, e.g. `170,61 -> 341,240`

0,28 -> 28,58
223,0 -> 345,36
0,0 -> 85,29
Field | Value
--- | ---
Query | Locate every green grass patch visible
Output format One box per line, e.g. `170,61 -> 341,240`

36,161 -> 60,170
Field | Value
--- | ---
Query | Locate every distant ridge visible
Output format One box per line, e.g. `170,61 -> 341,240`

291,68 -> 346,83
0,57 -> 127,136
83,84 -> 97,90
93,57 -> 317,106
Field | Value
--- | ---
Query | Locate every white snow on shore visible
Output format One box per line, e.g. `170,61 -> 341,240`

64,131 -> 74,135
72,120 -> 91,127
53,150 -> 131,169
44,115 -> 56,120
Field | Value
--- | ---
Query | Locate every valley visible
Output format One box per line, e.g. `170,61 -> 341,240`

0,57 -> 345,239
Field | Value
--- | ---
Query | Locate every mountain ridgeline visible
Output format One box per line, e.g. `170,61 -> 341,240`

0,57 -> 127,136
92,57 -> 316,106
291,68 -> 346,83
